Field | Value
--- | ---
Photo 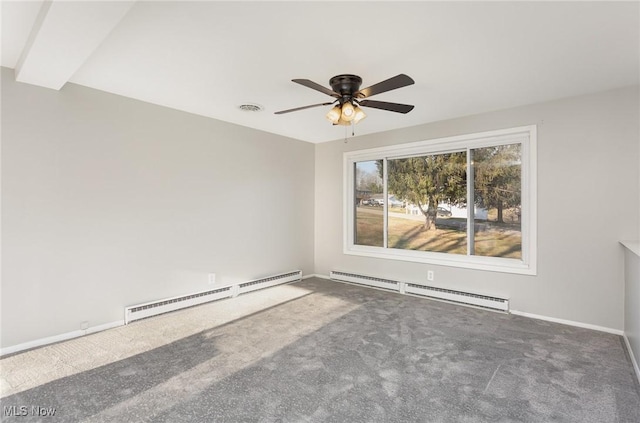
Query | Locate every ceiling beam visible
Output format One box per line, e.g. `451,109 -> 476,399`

15,0 -> 135,90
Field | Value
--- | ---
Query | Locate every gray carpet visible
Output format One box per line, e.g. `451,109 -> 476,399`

2,277 -> 639,422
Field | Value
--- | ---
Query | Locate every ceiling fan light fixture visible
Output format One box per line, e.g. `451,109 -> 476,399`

341,101 -> 355,121
325,105 -> 341,124
353,105 -> 366,124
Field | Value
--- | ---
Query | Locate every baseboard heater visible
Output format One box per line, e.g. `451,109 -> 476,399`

329,271 -> 509,313
329,271 -> 401,292
124,270 -> 302,324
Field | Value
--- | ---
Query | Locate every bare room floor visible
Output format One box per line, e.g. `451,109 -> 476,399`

1,277 -> 639,422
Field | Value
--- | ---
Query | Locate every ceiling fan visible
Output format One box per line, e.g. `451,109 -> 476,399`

274,74 -> 415,126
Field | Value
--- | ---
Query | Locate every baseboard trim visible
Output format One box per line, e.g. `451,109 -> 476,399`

0,320 -> 124,357
510,310 -> 623,336
302,273 -> 330,280
623,334 -> 640,385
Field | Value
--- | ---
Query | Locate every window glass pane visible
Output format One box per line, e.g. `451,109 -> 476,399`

387,152 -> 467,254
355,160 -> 384,247
345,127 -> 535,274
472,144 -> 522,258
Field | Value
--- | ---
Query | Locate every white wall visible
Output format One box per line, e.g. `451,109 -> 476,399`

315,86 -> 639,331
1,68 -> 315,349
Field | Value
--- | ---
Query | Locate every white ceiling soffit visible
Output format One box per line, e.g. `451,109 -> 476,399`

1,0 -> 43,68
14,0 -> 135,90
2,1 -> 639,143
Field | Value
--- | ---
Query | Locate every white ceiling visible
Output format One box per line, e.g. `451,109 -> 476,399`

2,1 -> 639,143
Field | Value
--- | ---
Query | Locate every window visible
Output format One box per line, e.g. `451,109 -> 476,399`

344,126 -> 536,274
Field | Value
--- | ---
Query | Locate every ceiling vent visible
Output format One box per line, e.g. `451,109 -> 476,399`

238,103 -> 264,112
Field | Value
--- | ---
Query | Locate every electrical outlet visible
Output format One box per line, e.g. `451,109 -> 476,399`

427,270 -> 434,281
80,321 -> 89,330
208,273 -> 216,285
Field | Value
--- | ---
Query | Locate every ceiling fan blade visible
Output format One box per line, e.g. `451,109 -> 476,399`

355,74 -> 415,98
292,79 -> 340,98
274,101 -> 335,115
358,100 -> 414,114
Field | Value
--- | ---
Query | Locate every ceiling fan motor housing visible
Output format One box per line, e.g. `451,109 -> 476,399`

329,74 -> 362,103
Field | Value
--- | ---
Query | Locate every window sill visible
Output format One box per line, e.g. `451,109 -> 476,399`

344,246 -> 536,275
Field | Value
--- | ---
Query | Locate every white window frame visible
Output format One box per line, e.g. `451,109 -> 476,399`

344,125 -> 537,275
